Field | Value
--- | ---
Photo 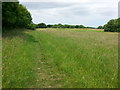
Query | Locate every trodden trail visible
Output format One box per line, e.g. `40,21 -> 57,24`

31,31 -> 66,88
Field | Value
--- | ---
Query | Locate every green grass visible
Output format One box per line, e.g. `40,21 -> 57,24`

0,33 -> 2,89
2,28 -> 118,88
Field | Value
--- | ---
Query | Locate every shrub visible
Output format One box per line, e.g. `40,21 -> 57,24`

97,26 -> 103,29
104,18 -> 119,32
2,2 -> 32,29
37,23 -> 47,28
27,24 -> 36,30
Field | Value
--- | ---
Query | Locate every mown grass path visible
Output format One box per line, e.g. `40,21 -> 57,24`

32,31 -> 66,88
2,29 -> 118,88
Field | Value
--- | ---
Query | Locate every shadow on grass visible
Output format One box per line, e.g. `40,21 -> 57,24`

2,29 -> 38,43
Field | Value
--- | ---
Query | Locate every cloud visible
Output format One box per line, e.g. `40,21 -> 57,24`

20,0 -> 119,27
19,0 -> 92,3
21,2 -> 74,10
20,0 -> 119,3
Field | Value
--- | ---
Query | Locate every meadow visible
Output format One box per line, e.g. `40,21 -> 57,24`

2,28 -> 118,88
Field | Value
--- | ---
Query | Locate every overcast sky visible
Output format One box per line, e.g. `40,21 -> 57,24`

20,0 -> 119,27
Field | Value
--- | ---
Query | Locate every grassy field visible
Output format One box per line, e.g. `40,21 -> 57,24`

2,28 -> 118,88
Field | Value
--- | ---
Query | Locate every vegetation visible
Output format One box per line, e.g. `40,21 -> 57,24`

2,1 -> 119,32
2,28 -> 118,88
104,18 -> 120,32
2,2 -> 33,29
37,23 -> 47,28
97,26 -> 104,29
27,24 -> 36,30
36,18 -> 120,32
37,23 -> 93,29
2,1 -> 118,88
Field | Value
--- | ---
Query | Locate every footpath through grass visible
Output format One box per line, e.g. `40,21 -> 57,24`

2,28 -> 118,88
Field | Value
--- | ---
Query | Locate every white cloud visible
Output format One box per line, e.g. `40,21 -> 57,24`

20,0 -> 119,27
20,0 -> 91,3
20,0 -> 119,3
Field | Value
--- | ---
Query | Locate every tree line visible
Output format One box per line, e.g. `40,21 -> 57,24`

36,23 -> 96,29
97,18 -> 120,32
2,1 -> 36,30
104,18 -> 120,32
35,18 -> 120,32
2,2 -> 120,32
35,19 -> 120,32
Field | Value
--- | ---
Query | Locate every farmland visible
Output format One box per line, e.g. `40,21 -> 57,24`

2,28 -> 118,88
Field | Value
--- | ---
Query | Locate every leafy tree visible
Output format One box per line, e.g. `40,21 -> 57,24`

57,23 -> 63,28
2,2 -> 33,29
69,25 -> 75,28
52,24 -> 58,28
2,2 -> 19,28
37,23 -> 47,28
97,26 -> 103,29
79,25 -> 85,28
104,19 -> 118,32
86,27 -> 96,29
75,25 -> 79,28
46,24 -> 86,29
117,18 -> 120,32
74,25 -> 86,28
63,25 -> 70,28
47,24 -> 53,28
27,23 -> 36,30
16,4 -> 32,28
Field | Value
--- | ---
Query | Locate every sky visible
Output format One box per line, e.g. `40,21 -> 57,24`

20,0 -> 119,27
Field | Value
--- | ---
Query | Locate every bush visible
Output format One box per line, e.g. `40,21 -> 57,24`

118,18 -> 120,32
27,24 -> 36,30
104,18 -> 119,32
47,24 -> 53,28
2,2 -> 32,29
97,26 -> 103,29
37,23 -> 47,28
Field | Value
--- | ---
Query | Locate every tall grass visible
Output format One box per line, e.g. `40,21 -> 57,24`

37,29 -> 118,88
2,28 -> 118,88
2,29 -> 38,88
0,34 -> 2,89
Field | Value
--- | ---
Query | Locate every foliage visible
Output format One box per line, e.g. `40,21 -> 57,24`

78,25 -> 86,28
86,27 -> 96,29
118,18 -> 120,32
45,24 -> 87,28
27,24 -> 36,30
47,24 -> 53,28
97,26 -> 103,29
2,2 -> 32,29
16,4 -> 32,28
104,18 -> 119,32
37,23 -> 47,28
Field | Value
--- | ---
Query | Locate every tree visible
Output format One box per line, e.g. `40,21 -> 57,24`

2,2 -> 19,28
75,25 -> 79,28
37,23 -> 47,28
79,25 -> 85,28
27,23 -> 36,30
57,23 -> 63,28
52,24 -> 58,28
97,26 -> 103,29
104,19 -> 118,32
47,24 -> 53,28
2,2 -> 33,29
117,18 -> 120,32
46,24 -> 87,29
16,4 -> 32,28
69,25 -> 75,28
